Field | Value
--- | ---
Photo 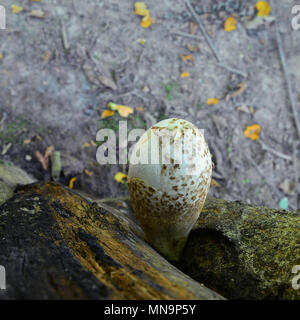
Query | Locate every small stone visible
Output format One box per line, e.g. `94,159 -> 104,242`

25,155 -> 32,161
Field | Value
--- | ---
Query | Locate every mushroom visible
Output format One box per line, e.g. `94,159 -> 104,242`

128,118 -> 212,262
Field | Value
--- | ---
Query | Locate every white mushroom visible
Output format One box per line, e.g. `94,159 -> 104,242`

128,118 -> 212,262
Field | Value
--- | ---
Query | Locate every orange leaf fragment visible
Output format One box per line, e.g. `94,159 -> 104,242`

141,14 -> 151,28
180,54 -> 194,63
101,110 -> 114,119
180,72 -> 190,78
206,98 -> 219,105
211,179 -> 220,187
244,124 -> 261,140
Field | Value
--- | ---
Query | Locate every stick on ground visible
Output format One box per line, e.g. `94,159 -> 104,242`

184,0 -> 247,78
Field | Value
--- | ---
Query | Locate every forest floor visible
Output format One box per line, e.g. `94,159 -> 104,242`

0,0 -> 300,210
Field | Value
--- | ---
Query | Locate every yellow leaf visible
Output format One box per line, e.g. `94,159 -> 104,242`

224,16 -> 236,32
84,169 -> 93,177
68,177 -> 77,189
206,98 -> 219,105
244,124 -> 261,140
11,5 -> 23,14
83,142 -> 90,148
139,39 -> 146,45
141,13 -> 151,28
134,2 -> 148,16
134,3 -> 151,28
114,172 -> 128,184
108,102 -> 134,117
0,53 -> 3,60
101,110 -> 114,119
117,105 -> 134,117
256,1 -> 271,17
180,72 -> 190,78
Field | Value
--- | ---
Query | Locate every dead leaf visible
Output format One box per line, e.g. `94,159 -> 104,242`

35,151 -> 48,170
23,139 -> 31,145
101,110 -> 115,119
134,2 -> 148,16
186,43 -> 200,52
244,124 -> 261,140
224,16 -> 237,32
114,172 -> 128,184
1,143 -> 12,155
117,105 -> 134,117
44,145 -> 55,167
279,179 -> 295,195
232,82 -> 247,97
180,54 -> 194,63
190,22 -> 197,34
69,177 -> 77,189
84,169 -> 93,177
226,83 -> 247,101
99,75 -> 117,90
256,1 -> 271,17
206,98 -> 219,105
107,103 -> 134,117
30,9 -> 46,18
141,14 -> 151,28
11,5 -> 23,14
245,15 -> 274,30
134,2 -> 152,28
136,106 -> 145,113
237,105 -> 252,114
180,72 -> 190,78
211,178 -> 220,187
43,51 -> 51,63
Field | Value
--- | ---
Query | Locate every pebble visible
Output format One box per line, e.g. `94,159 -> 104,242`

83,108 -> 93,116
25,155 -> 32,161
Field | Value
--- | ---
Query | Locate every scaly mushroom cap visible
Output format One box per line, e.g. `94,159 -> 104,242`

128,118 -> 212,262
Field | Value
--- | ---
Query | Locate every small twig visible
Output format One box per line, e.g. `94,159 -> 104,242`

274,18 -> 300,140
171,30 -> 202,41
260,140 -> 292,161
184,0 -> 247,78
184,0 -> 221,62
217,63 -> 247,78
61,20 -> 70,51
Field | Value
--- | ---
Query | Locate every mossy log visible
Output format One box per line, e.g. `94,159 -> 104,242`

0,181 -> 223,300
180,197 -> 300,299
0,160 -> 299,299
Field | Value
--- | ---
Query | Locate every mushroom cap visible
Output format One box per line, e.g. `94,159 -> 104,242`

128,118 -> 212,261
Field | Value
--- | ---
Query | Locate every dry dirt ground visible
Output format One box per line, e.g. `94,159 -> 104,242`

0,0 -> 300,210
